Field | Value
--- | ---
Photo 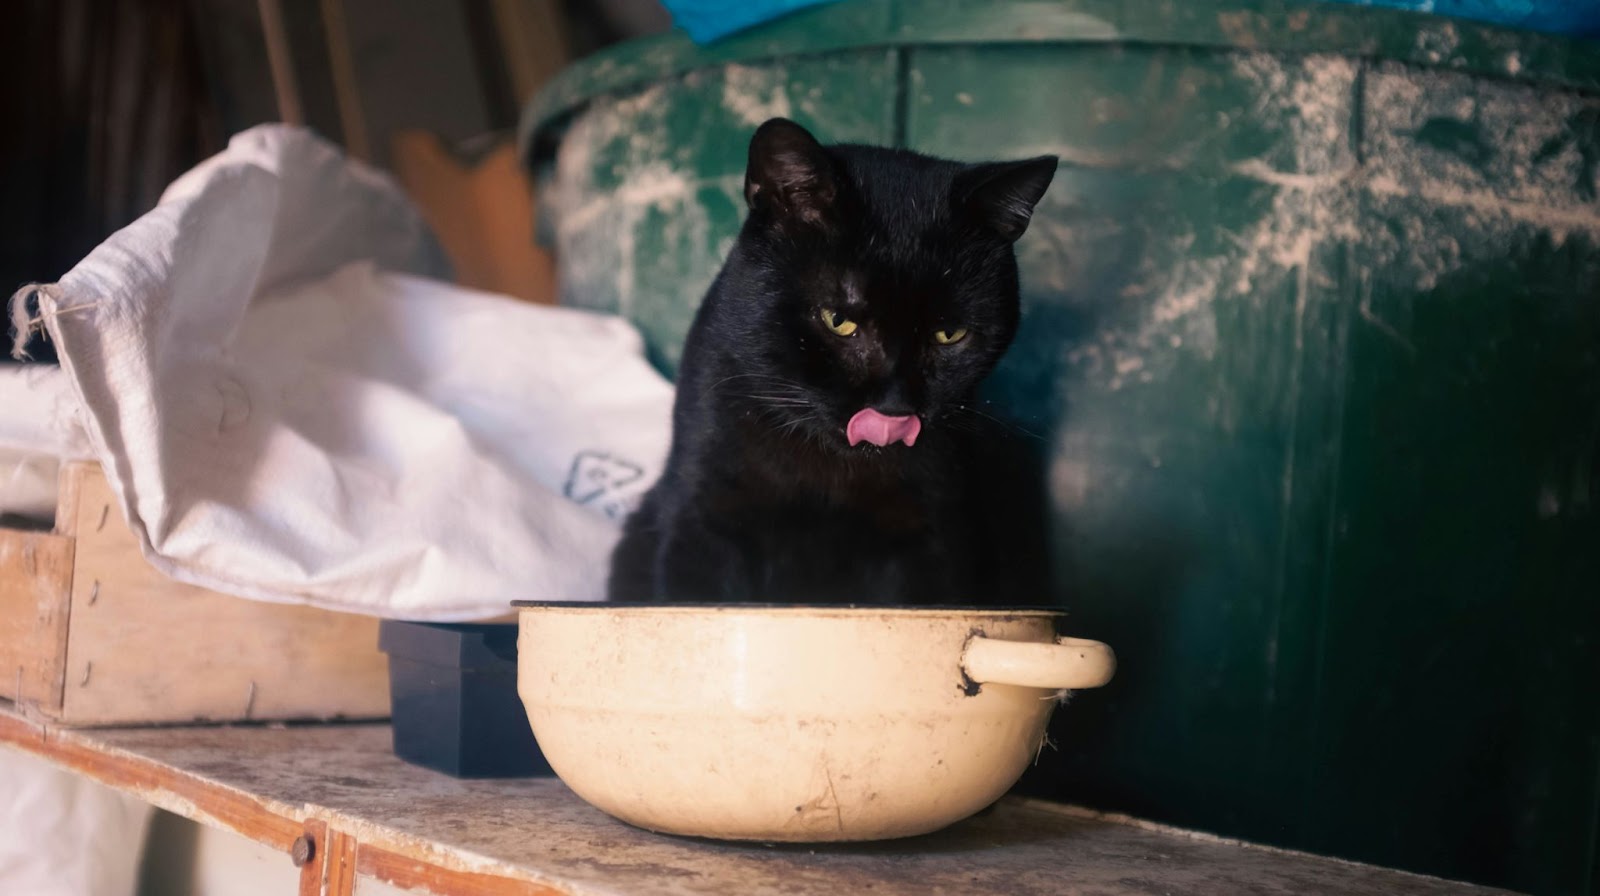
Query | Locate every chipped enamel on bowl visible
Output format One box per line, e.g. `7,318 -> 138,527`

513,603 -> 1115,842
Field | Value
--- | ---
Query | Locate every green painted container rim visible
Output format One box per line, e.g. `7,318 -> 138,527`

518,0 -> 1599,167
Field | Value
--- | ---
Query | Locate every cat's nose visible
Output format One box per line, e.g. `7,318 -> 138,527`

871,384 -> 919,418
871,399 -> 917,417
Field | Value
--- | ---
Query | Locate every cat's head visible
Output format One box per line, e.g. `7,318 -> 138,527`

710,118 -> 1056,452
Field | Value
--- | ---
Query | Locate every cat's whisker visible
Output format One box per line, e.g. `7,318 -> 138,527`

738,397 -> 812,408
951,403 -> 1046,442
710,372 -> 810,393
766,392 -> 813,403
728,386 -> 817,409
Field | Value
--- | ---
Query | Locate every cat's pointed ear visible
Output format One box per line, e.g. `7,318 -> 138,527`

954,156 -> 1058,241
745,118 -> 838,227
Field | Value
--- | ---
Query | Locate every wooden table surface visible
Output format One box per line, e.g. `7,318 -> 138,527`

0,704 -> 1509,896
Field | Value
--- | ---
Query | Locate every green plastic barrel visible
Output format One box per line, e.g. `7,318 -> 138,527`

520,2 -> 1600,891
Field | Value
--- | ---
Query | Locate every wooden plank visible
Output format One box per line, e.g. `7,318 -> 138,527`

487,0 -> 570,107
319,0 -> 370,160
3,713 -> 1510,896
0,529 -> 73,714
356,844 -> 566,896
337,0 -> 493,166
52,462 -> 390,725
0,709 -> 547,896
391,132 -> 556,305
1,708 -> 1510,896
52,455 -> 84,536
327,828 -> 360,896
187,0 -> 283,135
300,819 -> 330,896
257,0 -> 304,125
0,708 -> 306,854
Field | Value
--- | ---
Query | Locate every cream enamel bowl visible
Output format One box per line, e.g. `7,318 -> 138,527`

513,603 -> 1114,842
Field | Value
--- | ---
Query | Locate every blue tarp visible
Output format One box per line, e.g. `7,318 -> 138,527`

664,0 -> 1599,44
661,0 -> 841,44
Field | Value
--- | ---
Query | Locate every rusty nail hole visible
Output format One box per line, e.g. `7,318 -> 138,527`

291,834 -> 315,867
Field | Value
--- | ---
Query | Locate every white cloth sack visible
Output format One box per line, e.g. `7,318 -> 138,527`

0,747 -> 152,896
10,125 -> 672,620
0,364 -> 93,521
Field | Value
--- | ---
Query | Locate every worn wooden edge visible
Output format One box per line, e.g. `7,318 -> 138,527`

326,827 -> 359,896
311,805 -> 579,895
0,706 -> 305,852
52,460 -> 92,538
356,844 -> 570,896
36,536 -> 71,712
299,818 -> 329,896
0,705 -> 1507,896
0,529 -> 74,715
0,707 -> 572,895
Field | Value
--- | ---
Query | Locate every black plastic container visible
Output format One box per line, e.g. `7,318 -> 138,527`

378,620 -> 554,778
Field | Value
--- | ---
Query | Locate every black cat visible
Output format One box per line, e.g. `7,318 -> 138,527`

608,118 -> 1057,605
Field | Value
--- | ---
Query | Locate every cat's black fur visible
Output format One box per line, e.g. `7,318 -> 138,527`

608,119 -> 1057,605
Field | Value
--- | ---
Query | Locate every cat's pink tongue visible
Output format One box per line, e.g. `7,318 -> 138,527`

847,408 -> 922,447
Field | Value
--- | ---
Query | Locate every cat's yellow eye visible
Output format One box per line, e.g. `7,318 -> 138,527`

933,327 -> 969,345
821,308 -> 858,337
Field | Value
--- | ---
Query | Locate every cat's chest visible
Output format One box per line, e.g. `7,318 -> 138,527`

726,495 -> 969,602
682,437 -> 976,601
706,478 -> 932,540
710,449 -> 951,535
728,423 -> 961,513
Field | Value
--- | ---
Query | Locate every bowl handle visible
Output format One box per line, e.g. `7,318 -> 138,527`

961,635 -> 1116,690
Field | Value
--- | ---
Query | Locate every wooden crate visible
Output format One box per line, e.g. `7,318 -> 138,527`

0,462 -> 389,726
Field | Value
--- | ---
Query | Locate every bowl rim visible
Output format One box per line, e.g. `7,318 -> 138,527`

510,600 -> 1066,616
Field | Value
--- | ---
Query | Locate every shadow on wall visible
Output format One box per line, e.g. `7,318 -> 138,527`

137,810 -> 200,896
